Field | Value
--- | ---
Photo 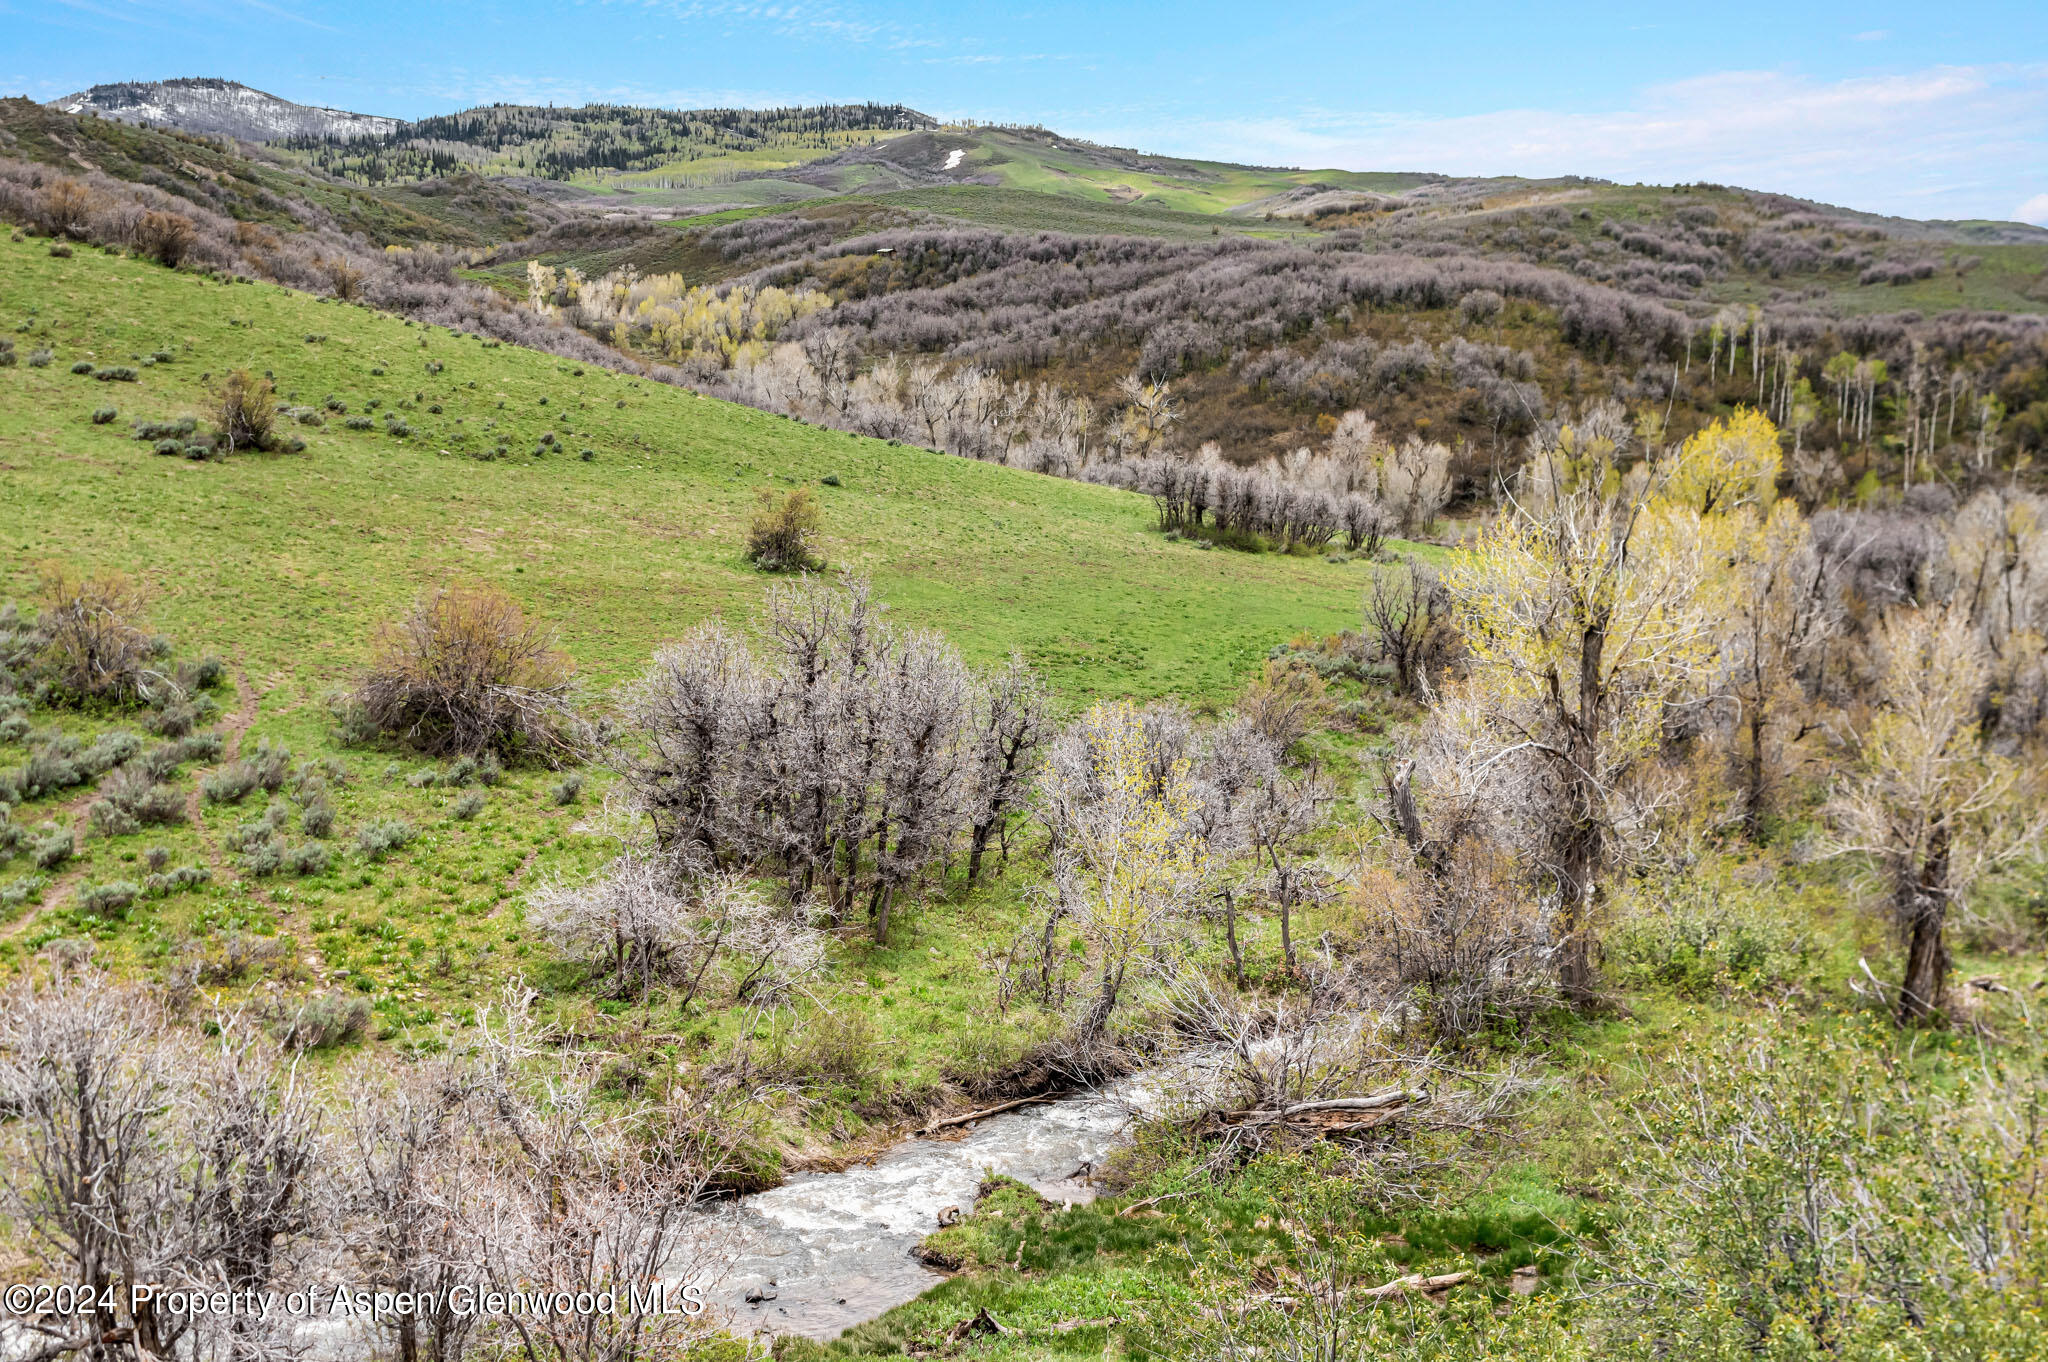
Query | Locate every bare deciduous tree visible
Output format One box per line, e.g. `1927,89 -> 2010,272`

0,964 -> 322,1362
1362,558 -> 1459,698
338,1057 -> 482,1362
613,575 -> 1042,945
1825,606 -> 2040,1022
963,655 -> 1053,884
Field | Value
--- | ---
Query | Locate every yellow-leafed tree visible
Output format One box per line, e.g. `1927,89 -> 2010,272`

1043,702 -> 1212,1042
1445,407 -> 1752,1003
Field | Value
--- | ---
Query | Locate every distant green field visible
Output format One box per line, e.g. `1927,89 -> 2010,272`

949,128 -> 1433,214
872,185 -> 1310,240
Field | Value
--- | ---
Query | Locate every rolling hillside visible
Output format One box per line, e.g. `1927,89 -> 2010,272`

0,233 -> 1366,705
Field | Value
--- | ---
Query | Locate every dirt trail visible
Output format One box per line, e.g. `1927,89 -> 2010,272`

2,781 -> 105,940
183,663 -> 265,881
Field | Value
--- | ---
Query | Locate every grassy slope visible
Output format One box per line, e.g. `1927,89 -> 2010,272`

0,234 -> 1366,699
0,234 -> 1379,1089
871,185 -> 1311,240
952,129 -> 1431,214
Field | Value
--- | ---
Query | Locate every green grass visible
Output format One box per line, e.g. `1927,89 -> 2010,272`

0,233 -> 1371,702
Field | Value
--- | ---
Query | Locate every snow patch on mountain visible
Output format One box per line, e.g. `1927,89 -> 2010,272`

50,78 -> 398,143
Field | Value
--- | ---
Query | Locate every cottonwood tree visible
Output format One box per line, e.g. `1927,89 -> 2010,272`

1826,606 -> 2039,1022
1445,408 -> 1732,1004
1721,499 -> 1840,837
1039,702 -> 1212,1045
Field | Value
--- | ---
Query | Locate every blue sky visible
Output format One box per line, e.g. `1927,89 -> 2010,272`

6,0 -> 2046,222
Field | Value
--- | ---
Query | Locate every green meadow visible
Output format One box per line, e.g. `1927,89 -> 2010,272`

0,233 -> 1368,700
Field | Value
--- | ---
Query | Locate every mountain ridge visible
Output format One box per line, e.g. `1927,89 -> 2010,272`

50,77 -> 397,143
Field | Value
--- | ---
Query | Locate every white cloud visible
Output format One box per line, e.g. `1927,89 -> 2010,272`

2017,192 -> 2048,226
1098,64 -> 2048,222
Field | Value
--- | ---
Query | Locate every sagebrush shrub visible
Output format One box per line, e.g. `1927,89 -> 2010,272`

284,842 -> 330,876
349,584 -> 577,759
133,417 -> 197,441
213,369 -> 276,453
143,865 -> 209,897
300,795 -> 334,838
242,837 -> 283,877
354,818 -> 415,860
202,761 -> 259,804
29,826 -> 73,870
746,487 -> 824,572
249,740 -> 291,792
0,874 -> 47,910
88,799 -> 139,838
76,880 -> 142,917
78,730 -> 141,776
14,746 -> 82,800
272,992 -> 370,1051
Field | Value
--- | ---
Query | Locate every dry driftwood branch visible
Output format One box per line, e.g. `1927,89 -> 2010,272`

1118,1189 -> 1193,1217
1355,1269 -> 1473,1302
919,1092 -> 1065,1135
1218,1087 -> 1431,1123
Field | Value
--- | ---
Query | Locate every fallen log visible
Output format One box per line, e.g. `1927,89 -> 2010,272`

1117,1189 -> 1192,1218
1356,1269 -> 1473,1302
918,1093 -> 1066,1135
1217,1088 -> 1429,1123
1280,1090 -> 1428,1116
